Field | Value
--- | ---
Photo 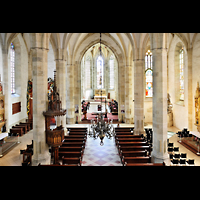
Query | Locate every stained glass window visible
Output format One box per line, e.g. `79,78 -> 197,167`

179,48 -> 184,101
145,50 -> 153,97
97,56 -> 104,89
109,55 -> 114,89
10,43 -> 15,94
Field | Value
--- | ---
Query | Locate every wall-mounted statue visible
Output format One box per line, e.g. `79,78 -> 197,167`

167,93 -> 173,127
167,93 -> 173,114
195,82 -> 200,125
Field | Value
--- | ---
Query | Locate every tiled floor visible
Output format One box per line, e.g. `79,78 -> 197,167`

82,136 -> 122,166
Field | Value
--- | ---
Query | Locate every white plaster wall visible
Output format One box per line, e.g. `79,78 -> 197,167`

48,42 -> 56,79
8,35 -> 28,130
168,35 -> 188,130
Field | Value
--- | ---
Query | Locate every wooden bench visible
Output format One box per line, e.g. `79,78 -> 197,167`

14,125 -> 27,134
64,138 -> 86,142
122,156 -> 151,165
59,151 -> 83,159
19,122 -> 31,131
115,132 -> 133,135
115,127 -> 134,131
124,162 -> 165,166
115,137 -> 144,143
59,146 -> 84,153
118,145 -> 151,155
117,141 -> 148,148
68,128 -> 87,132
64,135 -> 86,139
38,163 -> 80,166
62,142 -> 85,148
115,134 -> 142,138
120,150 -> 147,160
69,132 -> 87,135
10,127 -> 24,136
62,156 -> 82,165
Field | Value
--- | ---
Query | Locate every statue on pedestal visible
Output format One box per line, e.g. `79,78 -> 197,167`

167,93 -> 173,114
167,93 -> 173,127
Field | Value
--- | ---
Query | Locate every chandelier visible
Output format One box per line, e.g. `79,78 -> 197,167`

88,33 -> 115,146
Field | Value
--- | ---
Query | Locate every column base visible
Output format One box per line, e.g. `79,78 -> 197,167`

134,129 -> 145,135
66,117 -> 75,124
151,151 -> 171,166
32,151 -> 51,166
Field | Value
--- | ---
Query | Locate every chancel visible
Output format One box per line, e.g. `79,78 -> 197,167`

0,33 -> 200,166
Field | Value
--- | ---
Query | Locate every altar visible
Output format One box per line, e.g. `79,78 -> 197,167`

94,89 -> 107,100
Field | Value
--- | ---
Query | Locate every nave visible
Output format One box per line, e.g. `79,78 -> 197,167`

1,123 -> 200,166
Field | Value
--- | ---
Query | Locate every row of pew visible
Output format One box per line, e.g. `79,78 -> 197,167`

115,127 -> 165,166
39,127 -> 87,166
59,127 -> 87,166
9,119 -> 33,137
21,140 -> 33,166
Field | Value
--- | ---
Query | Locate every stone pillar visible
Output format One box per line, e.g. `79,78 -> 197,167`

125,65 -> 133,123
74,61 -> 81,123
151,48 -> 170,165
66,63 -> 75,124
133,60 -> 145,135
56,59 -> 67,134
31,47 -> 50,166
118,62 -> 125,122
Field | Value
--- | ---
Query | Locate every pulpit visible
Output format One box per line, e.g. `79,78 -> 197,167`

43,71 -> 66,164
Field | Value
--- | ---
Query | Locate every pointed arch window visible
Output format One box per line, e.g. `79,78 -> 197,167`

10,43 -> 15,94
85,56 -> 91,89
109,54 -> 114,89
145,50 -> 153,97
179,48 -> 184,101
97,56 -> 104,89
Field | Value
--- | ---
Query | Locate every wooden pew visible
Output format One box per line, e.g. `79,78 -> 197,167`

64,138 -> 86,143
59,146 -> 84,153
59,151 -> 83,159
68,128 -> 87,132
117,141 -> 148,148
115,134 -> 142,138
38,163 -> 80,166
122,156 -> 151,165
115,127 -> 134,131
115,138 -> 144,146
10,127 -> 24,136
62,142 -> 85,148
19,122 -> 30,131
62,156 -> 82,165
115,132 -> 133,135
14,125 -> 27,134
65,135 -> 86,139
124,162 -> 165,166
69,132 -> 87,135
120,150 -> 147,159
118,145 -> 151,155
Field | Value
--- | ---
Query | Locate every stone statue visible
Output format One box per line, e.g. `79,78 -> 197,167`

167,93 -> 173,114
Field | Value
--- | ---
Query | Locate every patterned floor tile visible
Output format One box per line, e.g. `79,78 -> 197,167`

82,137 -> 122,166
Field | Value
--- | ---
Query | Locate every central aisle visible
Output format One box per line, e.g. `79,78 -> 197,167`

82,136 -> 122,166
